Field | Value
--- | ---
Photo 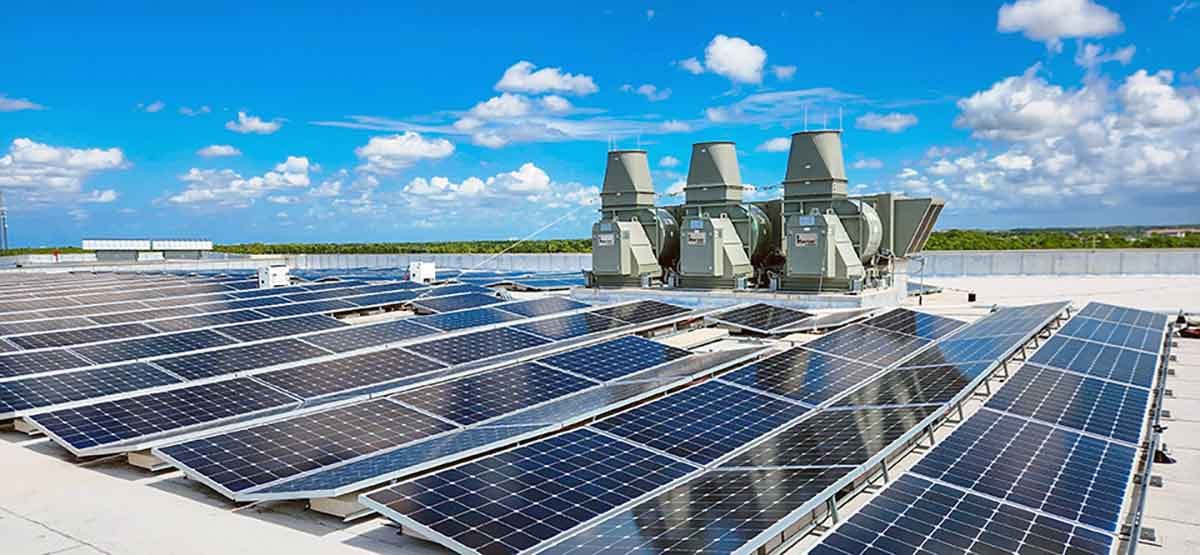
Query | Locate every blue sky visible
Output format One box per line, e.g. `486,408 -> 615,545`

2,0 -> 1198,247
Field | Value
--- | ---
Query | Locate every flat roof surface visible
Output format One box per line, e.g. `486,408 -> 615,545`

2,274 -> 1197,555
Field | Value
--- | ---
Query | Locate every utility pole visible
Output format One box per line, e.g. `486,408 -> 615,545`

0,191 -> 9,251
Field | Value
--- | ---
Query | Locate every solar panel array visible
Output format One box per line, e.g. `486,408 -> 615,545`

156,332 -> 709,501
812,301 -> 1167,554
360,304 -> 1075,555
707,303 -> 814,334
27,299 -> 690,457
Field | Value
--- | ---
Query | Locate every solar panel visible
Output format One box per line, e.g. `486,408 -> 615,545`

708,303 -> 814,334
299,280 -> 366,291
1078,302 -> 1169,330
1027,334 -> 1159,388
229,284 -> 309,299
156,399 -> 455,495
251,424 -> 545,498
542,466 -> 854,555
412,292 -> 505,313
910,409 -> 1135,531
722,405 -> 943,468
986,363 -> 1150,445
8,322 -> 157,350
0,363 -> 181,417
139,293 -> 232,308
479,379 -> 674,429
404,327 -> 549,366
88,306 -> 203,325
217,315 -> 347,342
810,474 -> 1114,555
303,319 -> 440,353
394,362 -> 595,426
803,324 -> 931,367
861,308 -> 965,340
417,307 -> 525,331
896,336 -> 1026,368
0,316 -> 103,336
256,348 -> 447,400
145,309 -> 269,333
495,297 -> 590,318
360,428 -> 697,555
28,378 -> 301,455
345,290 -> 423,307
537,335 -> 691,382
1057,315 -> 1164,353
0,349 -> 97,379
511,313 -> 627,341
256,299 -> 357,318
152,338 -> 330,380
593,380 -> 809,465
591,300 -> 691,324
718,347 -> 882,406
71,329 -> 237,365
832,362 -> 992,407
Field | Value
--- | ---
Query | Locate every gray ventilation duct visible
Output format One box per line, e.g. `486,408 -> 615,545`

600,150 -> 656,209
684,142 -> 744,204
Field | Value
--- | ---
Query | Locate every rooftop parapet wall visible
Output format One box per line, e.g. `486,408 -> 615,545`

914,249 -> 1200,277
2,249 -> 1198,276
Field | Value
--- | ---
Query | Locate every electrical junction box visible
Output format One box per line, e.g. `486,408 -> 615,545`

257,265 -> 290,289
408,262 -> 437,284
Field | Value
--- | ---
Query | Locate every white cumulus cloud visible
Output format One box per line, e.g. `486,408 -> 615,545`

355,132 -> 455,174
756,137 -> 792,152
495,61 -> 598,96
621,84 -> 672,102
677,57 -> 705,75
856,112 -> 919,133
997,0 -> 1123,51
772,65 -> 797,80
659,155 -> 681,168
197,144 -> 241,158
0,138 -> 126,206
225,111 -> 283,134
852,158 -> 884,169
168,156 -> 312,207
0,94 -> 45,112
703,34 -> 767,84
540,95 -> 572,113
470,93 -> 533,119
954,64 -> 1104,140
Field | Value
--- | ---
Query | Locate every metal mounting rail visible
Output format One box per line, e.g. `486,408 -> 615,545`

1125,318 -> 1176,554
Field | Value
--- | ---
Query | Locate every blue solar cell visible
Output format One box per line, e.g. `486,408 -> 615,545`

9,322 -> 157,349
145,309 -> 270,333
416,307 -> 525,331
594,380 -> 809,464
29,378 -> 301,454
157,399 -> 455,495
538,336 -> 691,382
810,474 -> 1114,555
848,360 -> 994,406
71,329 -> 237,365
251,424 -> 545,497
404,327 -> 549,366
511,313 -> 627,341
218,315 -> 347,342
0,363 -> 181,416
709,303 -> 814,333
1078,302 -> 1169,330
303,319 -> 439,352
898,335 -> 1025,368
1058,316 -> 1163,353
1028,334 -> 1159,388
152,338 -> 329,380
256,299 -> 357,318
256,348 -> 447,400
723,405 -> 943,468
0,349 -> 92,379
986,363 -> 1150,444
394,362 -> 594,425
543,467 -> 853,555
719,347 -> 880,406
494,297 -> 589,318
362,428 -> 697,555
911,409 -> 1136,531
803,324 -> 931,366
412,293 -> 504,313
591,300 -> 690,324
345,290 -> 423,307
861,308 -> 965,340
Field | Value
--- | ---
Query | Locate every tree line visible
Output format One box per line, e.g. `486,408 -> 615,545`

3,229 -> 1198,257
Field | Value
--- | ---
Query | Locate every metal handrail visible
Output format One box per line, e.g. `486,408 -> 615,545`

1126,319 -> 1176,554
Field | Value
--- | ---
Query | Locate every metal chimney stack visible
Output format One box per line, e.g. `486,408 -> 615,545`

600,150 -> 656,210
684,141 -> 744,205
783,130 -> 849,202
